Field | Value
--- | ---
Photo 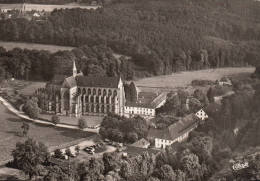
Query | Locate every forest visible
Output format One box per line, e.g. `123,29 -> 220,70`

0,0 -> 105,4
0,44 -> 134,81
0,0 -> 260,81
10,74 -> 260,180
0,0 -> 75,4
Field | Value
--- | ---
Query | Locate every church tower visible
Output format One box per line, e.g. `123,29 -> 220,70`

73,60 -> 77,77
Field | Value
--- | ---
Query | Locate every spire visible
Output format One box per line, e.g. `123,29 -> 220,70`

73,60 -> 77,77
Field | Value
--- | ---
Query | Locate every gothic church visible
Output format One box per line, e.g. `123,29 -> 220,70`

35,61 -> 125,117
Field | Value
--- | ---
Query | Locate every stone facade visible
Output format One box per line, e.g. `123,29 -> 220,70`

35,61 -> 125,117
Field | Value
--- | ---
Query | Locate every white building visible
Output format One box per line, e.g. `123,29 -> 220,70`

195,109 -> 208,121
213,91 -> 235,104
217,77 -> 232,86
148,114 -> 198,149
124,106 -> 156,118
124,92 -> 167,119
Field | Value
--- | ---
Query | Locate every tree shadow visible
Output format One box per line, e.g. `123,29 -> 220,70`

0,175 -> 24,181
6,117 -> 22,123
57,129 -> 95,139
5,130 -> 23,137
5,114 -> 95,140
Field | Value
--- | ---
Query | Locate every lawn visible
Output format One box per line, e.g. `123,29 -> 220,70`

0,80 -> 45,109
19,81 -> 46,96
0,167 -> 26,181
0,41 -> 75,53
39,113 -> 103,127
0,3 -> 100,12
134,67 -> 255,92
0,103 -> 94,163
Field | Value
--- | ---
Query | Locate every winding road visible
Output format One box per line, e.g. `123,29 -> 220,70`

0,96 -> 99,133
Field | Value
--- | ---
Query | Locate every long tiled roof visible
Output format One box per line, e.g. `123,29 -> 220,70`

131,138 -> 150,148
75,76 -> 120,88
50,74 -> 67,85
49,75 -> 120,88
126,146 -> 160,157
64,76 -> 77,88
125,92 -> 166,109
148,114 -> 198,140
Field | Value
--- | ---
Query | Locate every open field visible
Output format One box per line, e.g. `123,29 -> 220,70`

0,167 -> 26,181
0,103 -> 94,163
0,3 -> 100,12
135,67 -> 255,92
0,41 -> 75,53
19,81 -> 45,96
0,80 -> 46,109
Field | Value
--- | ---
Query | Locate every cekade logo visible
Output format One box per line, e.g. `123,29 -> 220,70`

232,161 -> 249,171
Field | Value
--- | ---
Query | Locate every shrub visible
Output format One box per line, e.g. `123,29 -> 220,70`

191,79 -> 215,86
53,149 -> 65,159
21,122 -> 30,137
22,98 -> 40,119
75,145 -> 80,155
51,115 -> 60,125
126,132 -> 138,143
65,148 -> 73,157
78,118 -> 87,129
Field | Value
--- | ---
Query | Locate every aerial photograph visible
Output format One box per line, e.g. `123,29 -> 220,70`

0,0 -> 259,180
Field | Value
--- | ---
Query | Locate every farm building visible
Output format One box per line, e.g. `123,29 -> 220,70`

148,114 -> 198,149
131,138 -> 150,149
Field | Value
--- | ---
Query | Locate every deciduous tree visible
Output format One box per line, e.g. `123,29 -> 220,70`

12,138 -> 49,180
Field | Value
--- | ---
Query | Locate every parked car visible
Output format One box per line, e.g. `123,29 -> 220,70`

122,152 -> 128,158
86,150 -> 94,155
97,142 -> 104,147
117,143 -> 123,148
84,146 -> 95,152
116,147 -> 123,152
104,139 -> 110,143
94,124 -> 101,129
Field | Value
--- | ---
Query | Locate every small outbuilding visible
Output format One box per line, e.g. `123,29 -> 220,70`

131,138 -> 150,149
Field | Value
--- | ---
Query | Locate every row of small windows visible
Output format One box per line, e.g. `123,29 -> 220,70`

85,104 -> 116,113
80,96 -> 118,104
158,139 -> 171,144
77,88 -> 117,96
125,106 -> 153,112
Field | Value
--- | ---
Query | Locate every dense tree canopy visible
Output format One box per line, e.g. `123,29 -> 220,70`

12,138 -> 49,179
99,114 -> 148,143
0,0 -> 260,81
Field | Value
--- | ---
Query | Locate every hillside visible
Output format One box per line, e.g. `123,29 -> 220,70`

0,0 -> 74,4
0,0 -> 259,80
0,41 -> 74,53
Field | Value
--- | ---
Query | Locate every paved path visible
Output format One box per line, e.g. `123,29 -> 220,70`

0,96 -> 99,133
0,97 -> 117,167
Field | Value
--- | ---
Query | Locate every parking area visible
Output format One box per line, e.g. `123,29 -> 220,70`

75,145 -> 117,161
51,137 -> 120,162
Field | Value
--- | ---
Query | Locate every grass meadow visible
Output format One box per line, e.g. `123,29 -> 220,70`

0,3 -> 100,12
0,41 -> 75,53
0,103 -> 94,163
134,67 -> 255,92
